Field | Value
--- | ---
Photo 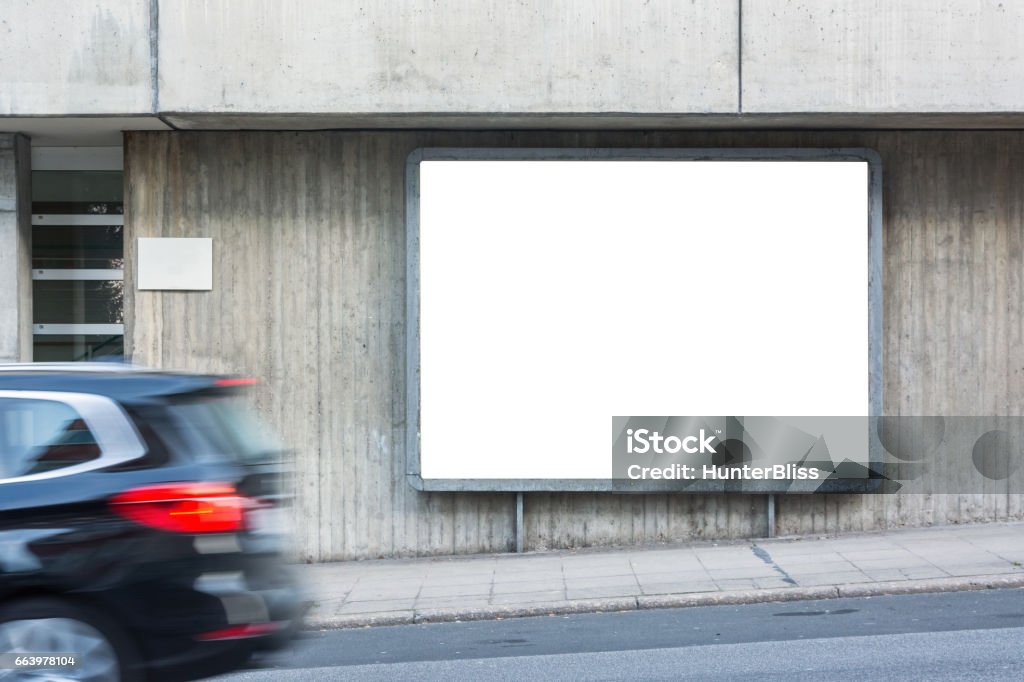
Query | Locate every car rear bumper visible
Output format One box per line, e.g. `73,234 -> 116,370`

104,549 -> 307,681
136,583 -> 307,682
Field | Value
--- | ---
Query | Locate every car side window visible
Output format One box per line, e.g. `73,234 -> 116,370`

0,397 -> 102,478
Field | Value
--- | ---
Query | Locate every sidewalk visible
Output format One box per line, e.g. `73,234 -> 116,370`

297,522 -> 1024,629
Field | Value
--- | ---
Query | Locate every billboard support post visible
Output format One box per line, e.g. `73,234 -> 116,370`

515,492 -> 524,553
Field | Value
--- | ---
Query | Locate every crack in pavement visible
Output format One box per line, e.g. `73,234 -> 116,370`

752,543 -> 797,586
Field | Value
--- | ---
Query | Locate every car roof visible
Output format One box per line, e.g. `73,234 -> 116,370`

0,363 -> 236,403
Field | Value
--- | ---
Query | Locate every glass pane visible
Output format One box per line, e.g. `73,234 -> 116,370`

0,398 -> 101,478
31,171 -> 123,214
33,224 -> 123,269
32,335 -> 124,362
163,397 -> 284,465
33,280 -> 124,324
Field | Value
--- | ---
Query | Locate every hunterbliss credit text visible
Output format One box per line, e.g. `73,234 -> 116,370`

626,463 -> 822,481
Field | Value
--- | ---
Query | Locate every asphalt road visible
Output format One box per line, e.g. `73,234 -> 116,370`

212,589 -> 1024,681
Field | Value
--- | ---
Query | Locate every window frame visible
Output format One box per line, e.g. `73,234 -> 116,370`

30,148 -> 125,358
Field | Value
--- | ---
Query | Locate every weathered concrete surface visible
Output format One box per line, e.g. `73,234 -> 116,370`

0,0 -> 152,115
2,1 -> 1024,123
157,0 -> 737,115
744,1 -> 1024,113
0,134 -> 31,363
126,129 -> 1024,561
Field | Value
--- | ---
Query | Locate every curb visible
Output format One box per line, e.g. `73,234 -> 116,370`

304,573 -> 1024,630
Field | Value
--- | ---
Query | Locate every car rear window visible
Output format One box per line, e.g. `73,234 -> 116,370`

155,396 -> 283,466
0,397 -> 101,478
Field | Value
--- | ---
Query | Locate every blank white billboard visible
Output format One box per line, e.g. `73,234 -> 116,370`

413,153 -> 873,482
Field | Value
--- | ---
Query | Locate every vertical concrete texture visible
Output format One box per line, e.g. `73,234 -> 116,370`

125,130 -> 1024,561
0,133 -> 31,363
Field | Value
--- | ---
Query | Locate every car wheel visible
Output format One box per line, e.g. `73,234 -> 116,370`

0,597 -> 139,682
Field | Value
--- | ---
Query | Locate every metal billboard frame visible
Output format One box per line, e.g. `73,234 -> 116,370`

405,147 -> 883,493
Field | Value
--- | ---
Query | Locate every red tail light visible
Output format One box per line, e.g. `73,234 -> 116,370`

110,483 -> 248,534
214,377 -> 259,387
195,622 -> 282,641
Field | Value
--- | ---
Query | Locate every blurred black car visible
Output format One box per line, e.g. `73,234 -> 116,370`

0,364 -> 304,681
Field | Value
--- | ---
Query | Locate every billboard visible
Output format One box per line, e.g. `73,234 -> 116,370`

406,148 -> 882,492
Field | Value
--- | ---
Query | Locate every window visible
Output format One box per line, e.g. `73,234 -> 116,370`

0,398 -> 101,478
31,149 -> 124,361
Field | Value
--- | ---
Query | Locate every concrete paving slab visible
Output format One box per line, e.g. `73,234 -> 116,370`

899,567 -> 950,580
492,570 -> 564,583
559,558 -> 635,571
905,548 -> 983,561
810,542 -> 900,553
344,587 -> 422,602
494,558 -> 565,570
561,565 -> 638,579
420,572 -> 495,586
627,560 -> 705,573
713,578 -> 760,591
861,569 -> 907,582
693,553 -> 765,569
634,569 -> 714,584
640,581 -> 719,595
332,599 -> 417,615
628,553 -> 704,567
417,584 -> 492,599
848,557 -> 937,571
491,581 -> 564,596
837,549 -> 918,561
566,586 -> 641,600
893,538 -> 978,550
346,573 -> 421,589
426,560 -> 498,572
940,564 -> 1020,577
768,551 -> 850,565
569,554 -> 639,564
753,577 -> 797,589
774,560 -> 857,575
413,596 -> 493,611
926,553 -> 1009,568
708,566 -> 782,580
790,571 -> 872,587
960,540 -> 1024,554
489,590 -> 567,605
351,574 -> 425,586
566,575 -> 638,590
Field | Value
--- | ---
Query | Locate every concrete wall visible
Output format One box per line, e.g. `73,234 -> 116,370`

0,0 -> 153,115
4,2 -> 1024,125
744,1 -> 1024,113
0,134 -> 31,363
125,129 -> 1024,561
157,0 -> 737,115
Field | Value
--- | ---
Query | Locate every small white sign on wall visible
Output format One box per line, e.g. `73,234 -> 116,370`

137,238 -> 213,290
